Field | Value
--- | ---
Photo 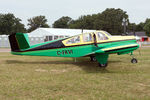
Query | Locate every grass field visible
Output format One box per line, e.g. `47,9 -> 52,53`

0,48 -> 150,100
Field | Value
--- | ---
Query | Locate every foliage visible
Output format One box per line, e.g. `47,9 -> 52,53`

57,8 -> 129,35
27,15 -> 50,32
0,13 -> 26,35
94,8 -> 128,34
144,19 -> 150,36
69,15 -> 96,29
135,22 -> 145,31
128,23 -> 136,32
0,9 -> 150,35
53,16 -> 72,28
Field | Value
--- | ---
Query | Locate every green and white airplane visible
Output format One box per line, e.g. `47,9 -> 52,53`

9,31 -> 139,67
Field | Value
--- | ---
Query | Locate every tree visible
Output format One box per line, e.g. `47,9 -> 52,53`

27,15 -> 50,32
144,19 -> 150,36
135,22 -> 145,31
67,8 -> 129,35
0,13 -> 26,35
128,23 -> 136,32
93,8 -> 128,35
68,16 -> 84,29
69,15 -> 96,29
53,16 -> 72,28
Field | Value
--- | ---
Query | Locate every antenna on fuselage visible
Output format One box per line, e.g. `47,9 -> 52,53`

81,28 -> 83,35
133,25 -> 136,36
122,18 -> 128,36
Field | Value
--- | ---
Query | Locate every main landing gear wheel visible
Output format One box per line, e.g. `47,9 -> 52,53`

131,58 -> 138,63
98,63 -> 108,68
90,56 -> 97,62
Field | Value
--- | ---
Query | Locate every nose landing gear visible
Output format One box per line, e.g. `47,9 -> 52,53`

131,58 -> 138,63
130,52 -> 138,64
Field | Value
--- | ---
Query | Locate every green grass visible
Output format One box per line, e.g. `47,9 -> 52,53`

142,44 -> 150,46
0,48 -> 150,100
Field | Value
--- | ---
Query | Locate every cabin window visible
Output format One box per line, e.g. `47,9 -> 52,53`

97,32 -> 108,41
104,31 -> 112,36
66,36 -> 80,44
83,33 -> 92,42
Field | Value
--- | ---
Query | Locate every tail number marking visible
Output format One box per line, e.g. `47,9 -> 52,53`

57,50 -> 73,56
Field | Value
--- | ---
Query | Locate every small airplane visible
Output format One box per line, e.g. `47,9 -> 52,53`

8,30 -> 139,67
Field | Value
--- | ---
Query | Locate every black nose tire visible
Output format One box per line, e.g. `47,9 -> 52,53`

98,63 -> 108,68
131,58 -> 138,63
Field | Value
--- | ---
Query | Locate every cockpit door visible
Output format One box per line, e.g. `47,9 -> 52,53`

92,32 -> 109,47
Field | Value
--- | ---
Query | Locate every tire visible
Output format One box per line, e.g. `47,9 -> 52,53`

90,56 -> 97,62
131,58 -> 138,63
98,63 -> 108,68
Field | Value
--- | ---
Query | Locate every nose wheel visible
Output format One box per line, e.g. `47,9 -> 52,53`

130,52 -> 138,64
131,58 -> 138,63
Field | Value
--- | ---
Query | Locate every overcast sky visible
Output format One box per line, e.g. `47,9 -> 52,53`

0,0 -> 150,27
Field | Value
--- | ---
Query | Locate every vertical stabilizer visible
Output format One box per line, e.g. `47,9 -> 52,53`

9,33 -> 30,52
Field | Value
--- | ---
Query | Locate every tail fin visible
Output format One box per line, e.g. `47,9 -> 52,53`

9,33 -> 30,52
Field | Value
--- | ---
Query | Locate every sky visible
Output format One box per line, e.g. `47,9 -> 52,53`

0,0 -> 150,28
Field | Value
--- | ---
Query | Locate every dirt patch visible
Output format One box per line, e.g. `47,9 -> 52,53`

35,68 -> 48,72
50,69 -> 67,74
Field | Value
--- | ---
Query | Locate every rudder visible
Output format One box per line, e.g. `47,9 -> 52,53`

9,33 -> 30,52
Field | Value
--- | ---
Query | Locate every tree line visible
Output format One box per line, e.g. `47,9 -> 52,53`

0,8 -> 150,36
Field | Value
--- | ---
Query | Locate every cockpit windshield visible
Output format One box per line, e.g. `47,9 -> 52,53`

104,31 -> 112,36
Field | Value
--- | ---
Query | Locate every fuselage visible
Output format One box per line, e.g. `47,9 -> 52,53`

10,31 -> 139,57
